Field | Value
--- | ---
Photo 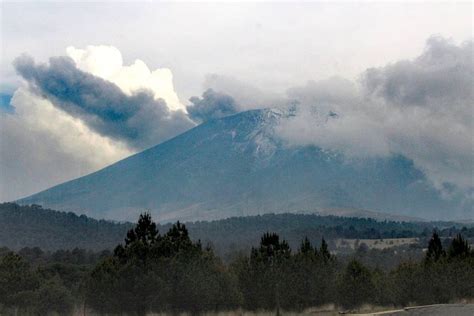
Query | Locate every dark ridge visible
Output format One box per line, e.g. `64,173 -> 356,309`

2,203 -> 473,254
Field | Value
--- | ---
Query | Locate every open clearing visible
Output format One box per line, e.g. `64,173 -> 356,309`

335,238 -> 419,250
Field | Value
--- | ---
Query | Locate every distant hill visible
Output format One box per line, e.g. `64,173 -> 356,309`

17,109 -> 471,222
2,203 -> 472,254
0,203 -> 131,251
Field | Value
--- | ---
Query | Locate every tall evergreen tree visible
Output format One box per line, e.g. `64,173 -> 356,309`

299,237 -> 314,254
337,259 -> 375,309
257,232 -> 291,262
448,234 -> 470,258
160,221 -> 194,256
426,231 -> 445,262
124,212 -> 158,246
320,237 -> 331,261
240,233 -> 291,311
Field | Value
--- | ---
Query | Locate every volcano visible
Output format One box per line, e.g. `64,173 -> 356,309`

17,109 -> 468,222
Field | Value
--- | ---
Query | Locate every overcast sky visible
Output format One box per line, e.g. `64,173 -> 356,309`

1,1 -> 472,98
0,1 -> 472,201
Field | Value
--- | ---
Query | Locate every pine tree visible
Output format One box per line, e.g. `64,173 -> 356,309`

426,231 -> 445,262
320,238 -> 331,261
299,237 -> 314,254
448,233 -> 470,258
256,232 -> 291,264
114,212 -> 160,264
124,212 -> 158,246
246,232 -> 291,312
160,221 -> 195,257
337,259 -> 375,309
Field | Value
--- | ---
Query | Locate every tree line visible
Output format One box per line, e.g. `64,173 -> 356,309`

0,213 -> 473,315
3,202 -> 473,255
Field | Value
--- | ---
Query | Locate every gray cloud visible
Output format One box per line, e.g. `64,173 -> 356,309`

192,37 -> 472,197
363,37 -> 473,110
14,55 -> 195,150
187,89 -> 239,122
276,37 -> 473,196
186,74 -> 289,123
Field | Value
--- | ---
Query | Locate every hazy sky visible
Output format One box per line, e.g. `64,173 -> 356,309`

0,1 -> 472,202
1,1 -> 472,98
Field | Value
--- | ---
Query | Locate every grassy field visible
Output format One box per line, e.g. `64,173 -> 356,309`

335,238 -> 419,250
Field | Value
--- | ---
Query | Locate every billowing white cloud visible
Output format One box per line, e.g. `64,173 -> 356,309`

1,45 -> 189,201
66,45 -> 185,112
13,53 -> 194,150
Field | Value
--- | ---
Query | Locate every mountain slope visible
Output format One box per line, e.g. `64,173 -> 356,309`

18,109 -> 469,221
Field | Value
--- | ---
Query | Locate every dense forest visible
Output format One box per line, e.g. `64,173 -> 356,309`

0,203 -> 131,251
1,202 -> 473,255
0,212 -> 473,315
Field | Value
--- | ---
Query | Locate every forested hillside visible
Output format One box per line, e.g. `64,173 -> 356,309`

179,213 -> 473,257
0,213 -> 473,315
1,203 -> 473,254
0,203 -> 131,251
